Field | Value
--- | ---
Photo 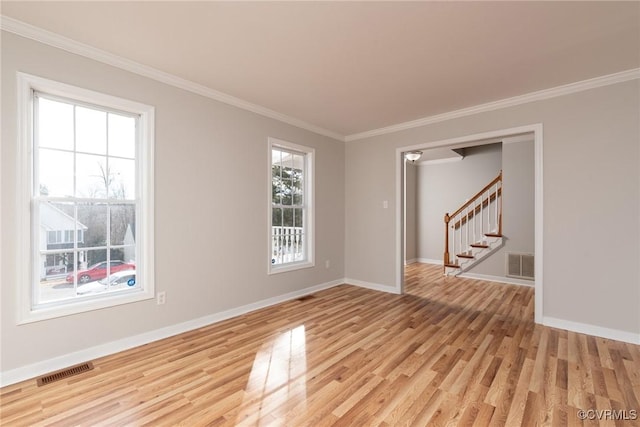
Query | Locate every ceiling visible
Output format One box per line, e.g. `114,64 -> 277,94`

2,1 -> 639,140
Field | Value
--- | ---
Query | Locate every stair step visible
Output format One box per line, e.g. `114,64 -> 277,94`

457,254 -> 475,259
470,243 -> 489,248
444,263 -> 460,268
484,233 -> 502,238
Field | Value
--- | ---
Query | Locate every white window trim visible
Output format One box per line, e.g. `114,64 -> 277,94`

16,72 -> 155,324
267,137 -> 315,274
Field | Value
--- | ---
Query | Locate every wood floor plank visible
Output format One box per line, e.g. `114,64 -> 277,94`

2,263 -> 639,426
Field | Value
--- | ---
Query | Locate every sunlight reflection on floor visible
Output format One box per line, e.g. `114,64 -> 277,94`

235,325 -> 307,424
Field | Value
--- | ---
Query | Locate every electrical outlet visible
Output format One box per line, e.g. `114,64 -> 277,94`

325,260 -> 330,269
157,291 -> 166,305
383,200 -> 389,209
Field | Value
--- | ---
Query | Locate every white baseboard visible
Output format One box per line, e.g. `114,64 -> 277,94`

404,258 -> 418,265
458,272 -> 534,287
416,258 -> 443,265
0,278 -> 344,387
543,316 -> 640,345
344,278 -> 400,294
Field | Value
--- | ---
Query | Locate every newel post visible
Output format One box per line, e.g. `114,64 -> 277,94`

444,213 -> 450,268
498,170 -> 503,236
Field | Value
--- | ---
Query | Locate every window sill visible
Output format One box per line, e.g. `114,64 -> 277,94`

18,289 -> 154,325
268,260 -> 315,275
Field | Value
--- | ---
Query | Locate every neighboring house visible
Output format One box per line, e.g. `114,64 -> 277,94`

123,223 -> 135,263
39,203 -> 88,279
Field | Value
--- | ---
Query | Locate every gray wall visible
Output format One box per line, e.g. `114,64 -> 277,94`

416,144 -> 502,263
345,79 -> 640,335
467,138 -> 535,278
1,32 -> 345,372
2,29 -> 639,377
404,163 -> 417,262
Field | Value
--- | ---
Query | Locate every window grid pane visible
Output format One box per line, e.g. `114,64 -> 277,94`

271,146 -> 307,267
35,93 -> 138,305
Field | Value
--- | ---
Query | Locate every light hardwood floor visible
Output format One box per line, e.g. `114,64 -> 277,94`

1,263 -> 639,426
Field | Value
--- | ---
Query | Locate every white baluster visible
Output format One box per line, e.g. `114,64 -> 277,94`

451,225 -> 455,266
471,202 -> 474,245
272,232 -> 276,261
273,228 -> 277,263
295,229 -> 301,260
284,228 -> 288,262
458,214 -> 462,261
280,228 -> 284,264
465,207 -> 469,254
451,226 -> 454,265
462,209 -> 465,254
293,229 -> 297,260
487,191 -> 490,234
278,228 -> 282,263
462,209 -> 465,255
452,225 -> 455,266
283,228 -> 287,263
494,182 -> 498,233
472,200 -> 476,245
293,228 -> 297,260
282,228 -> 286,263
453,224 -> 457,265
480,195 -> 484,238
279,228 -> 282,263
451,222 -> 455,265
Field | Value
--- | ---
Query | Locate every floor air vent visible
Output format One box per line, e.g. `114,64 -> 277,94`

36,362 -> 94,386
507,253 -> 534,280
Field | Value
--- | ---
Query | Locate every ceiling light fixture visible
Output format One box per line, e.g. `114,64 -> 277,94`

405,151 -> 423,163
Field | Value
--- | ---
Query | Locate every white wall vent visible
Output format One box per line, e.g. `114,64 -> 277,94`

506,253 -> 534,280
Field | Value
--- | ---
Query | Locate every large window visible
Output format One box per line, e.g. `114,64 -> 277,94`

17,73 -> 154,323
269,138 -> 314,273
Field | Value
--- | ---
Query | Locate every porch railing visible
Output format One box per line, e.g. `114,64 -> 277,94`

272,226 -> 304,265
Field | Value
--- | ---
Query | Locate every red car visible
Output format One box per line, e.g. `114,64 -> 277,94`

66,260 -> 135,284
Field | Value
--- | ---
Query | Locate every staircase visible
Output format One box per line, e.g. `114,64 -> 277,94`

444,171 -> 503,276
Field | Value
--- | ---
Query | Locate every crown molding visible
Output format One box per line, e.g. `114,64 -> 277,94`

346,68 -> 640,142
3,15 -> 638,144
0,16 -> 345,142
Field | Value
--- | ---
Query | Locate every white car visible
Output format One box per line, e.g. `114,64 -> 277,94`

76,270 -> 137,296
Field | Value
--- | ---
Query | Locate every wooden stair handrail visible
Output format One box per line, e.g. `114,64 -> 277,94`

451,188 -> 501,230
444,171 -> 502,271
449,171 -> 501,219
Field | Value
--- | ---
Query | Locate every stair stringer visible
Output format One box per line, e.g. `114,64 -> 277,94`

444,235 -> 504,276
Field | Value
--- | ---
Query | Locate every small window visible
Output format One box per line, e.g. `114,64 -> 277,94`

17,73 -> 155,323
268,138 -> 314,274
47,230 -> 62,244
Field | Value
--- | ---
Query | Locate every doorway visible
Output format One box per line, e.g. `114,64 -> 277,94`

396,124 -> 543,323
